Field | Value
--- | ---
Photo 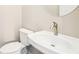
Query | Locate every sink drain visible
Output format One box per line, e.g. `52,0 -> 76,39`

51,44 -> 55,47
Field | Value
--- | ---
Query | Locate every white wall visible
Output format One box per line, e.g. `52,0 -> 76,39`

62,7 -> 79,38
0,6 -> 22,47
22,5 -> 79,39
0,5 -> 79,47
22,5 -> 62,33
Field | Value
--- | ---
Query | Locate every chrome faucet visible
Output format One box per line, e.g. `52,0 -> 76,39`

52,21 -> 58,35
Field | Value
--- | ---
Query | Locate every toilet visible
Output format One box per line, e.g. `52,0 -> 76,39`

0,28 -> 33,54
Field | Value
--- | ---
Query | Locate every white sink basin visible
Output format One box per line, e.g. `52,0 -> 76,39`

28,31 -> 79,54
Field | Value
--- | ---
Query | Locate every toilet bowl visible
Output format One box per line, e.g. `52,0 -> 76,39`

0,28 -> 33,54
0,42 -> 25,54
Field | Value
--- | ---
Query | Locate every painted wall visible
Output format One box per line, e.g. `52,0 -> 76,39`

0,5 -> 79,47
22,5 -> 79,38
62,7 -> 79,38
22,5 -> 62,33
0,6 -> 22,47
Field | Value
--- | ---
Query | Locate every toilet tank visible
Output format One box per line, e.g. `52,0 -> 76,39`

19,28 -> 34,46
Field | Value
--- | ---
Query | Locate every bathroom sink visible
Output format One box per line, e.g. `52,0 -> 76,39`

28,31 -> 79,54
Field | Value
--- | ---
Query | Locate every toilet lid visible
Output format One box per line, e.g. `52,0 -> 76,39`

0,42 -> 25,53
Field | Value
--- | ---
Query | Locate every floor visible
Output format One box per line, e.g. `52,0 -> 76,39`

21,45 -> 43,54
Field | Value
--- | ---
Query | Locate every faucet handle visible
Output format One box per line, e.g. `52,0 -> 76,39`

53,21 -> 57,26
50,21 -> 58,30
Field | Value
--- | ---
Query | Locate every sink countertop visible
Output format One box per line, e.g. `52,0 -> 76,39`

28,31 -> 79,54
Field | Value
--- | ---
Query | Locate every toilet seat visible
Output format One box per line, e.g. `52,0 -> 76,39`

0,42 -> 25,53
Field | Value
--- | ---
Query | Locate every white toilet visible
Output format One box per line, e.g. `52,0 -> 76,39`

0,28 -> 33,54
